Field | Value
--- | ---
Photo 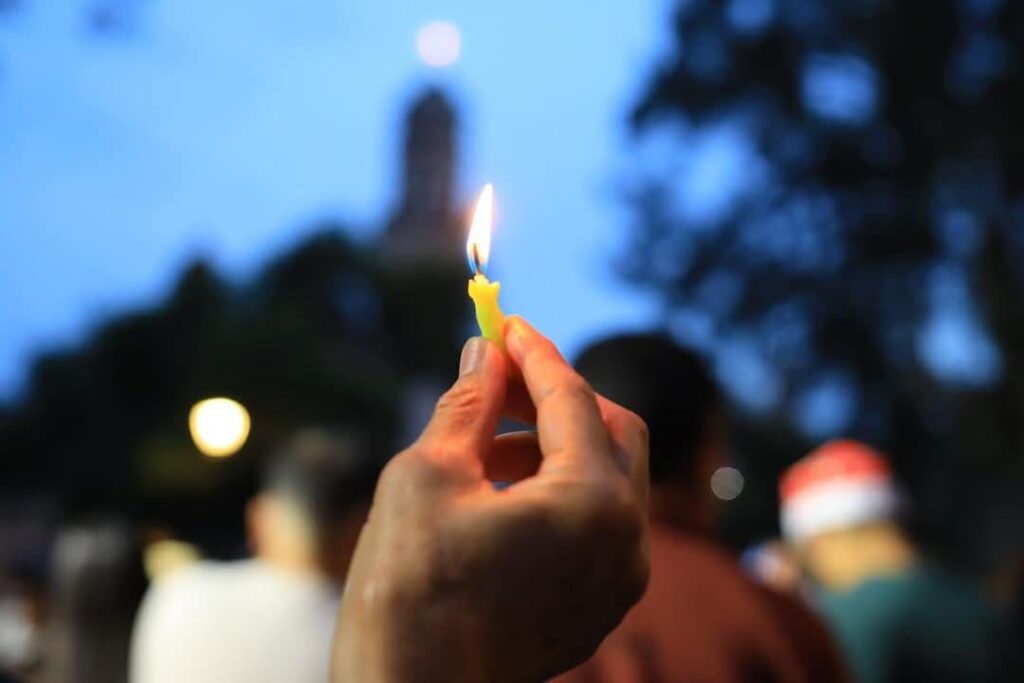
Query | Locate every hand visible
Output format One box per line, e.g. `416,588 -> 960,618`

332,316 -> 649,683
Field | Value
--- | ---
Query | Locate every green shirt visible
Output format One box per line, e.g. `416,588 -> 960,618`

816,567 -> 1001,683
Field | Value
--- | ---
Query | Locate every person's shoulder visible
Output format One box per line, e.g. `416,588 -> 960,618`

903,565 -> 1001,629
757,581 -> 832,633
751,580 -> 853,681
655,529 -> 850,679
647,525 -> 742,573
155,558 -> 246,588
131,560 -> 231,677
654,529 -> 796,604
643,526 -> 784,614
834,565 -> 989,619
645,528 -> 800,621
141,559 -> 255,616
131,559 -> 278,683
913,565 -> 991,601
613,526 -> 851,682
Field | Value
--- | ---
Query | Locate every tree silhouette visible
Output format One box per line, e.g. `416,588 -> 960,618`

626,0 -> 1024,558
0,225 -> 467,554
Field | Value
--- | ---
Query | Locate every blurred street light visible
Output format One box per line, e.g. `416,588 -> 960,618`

710,466 -> 745,501
188,397 -> 251,458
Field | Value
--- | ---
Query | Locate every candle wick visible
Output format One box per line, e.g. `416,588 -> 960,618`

472,244 -> 482,275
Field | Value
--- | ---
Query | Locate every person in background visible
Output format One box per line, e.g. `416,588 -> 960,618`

0,567 -> 46,682
556,333 -> 848,683
46,518 -> 147,683
131,430 -> 377,683
780,440 -> 1003,683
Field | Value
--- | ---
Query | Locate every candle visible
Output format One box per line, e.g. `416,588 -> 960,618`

466,184 -> 507,349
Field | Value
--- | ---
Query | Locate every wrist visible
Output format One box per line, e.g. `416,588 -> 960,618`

334,572 -> 488,682
333,574 -> 408,682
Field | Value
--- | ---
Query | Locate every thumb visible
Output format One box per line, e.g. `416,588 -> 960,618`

416,337 -> 508,471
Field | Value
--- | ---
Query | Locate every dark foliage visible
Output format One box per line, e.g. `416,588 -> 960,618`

626,0 -> 1024,562
0,226 -> 467,554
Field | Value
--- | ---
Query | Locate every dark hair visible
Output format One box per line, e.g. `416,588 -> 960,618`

47,518 -> 147,683
263,429 -> 381,531
574,333 -> 721,486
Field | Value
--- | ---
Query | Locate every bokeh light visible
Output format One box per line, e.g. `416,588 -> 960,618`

416,21 -> 462,68
188,397 -> 251,458
710,466 -> 745,501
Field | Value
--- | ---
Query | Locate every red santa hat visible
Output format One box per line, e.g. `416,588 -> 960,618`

779,440 -> 898,544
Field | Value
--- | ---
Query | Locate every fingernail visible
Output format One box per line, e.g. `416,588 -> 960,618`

459,337 -> 487,377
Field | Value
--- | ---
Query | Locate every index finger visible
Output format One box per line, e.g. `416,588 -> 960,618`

416,337 -> 507,473
596,395 -> 649,509
504,316 -> 615,475
502,372 -> 648,484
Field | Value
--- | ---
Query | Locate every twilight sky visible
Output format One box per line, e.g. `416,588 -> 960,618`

0,0 -> 676,398
1,0 -> 1013,572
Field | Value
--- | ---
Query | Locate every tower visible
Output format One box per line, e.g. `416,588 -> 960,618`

386,88 -> 461,255
383,88 -> 468,439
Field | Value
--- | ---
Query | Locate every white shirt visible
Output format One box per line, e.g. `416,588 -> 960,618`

130,559 -> 339,683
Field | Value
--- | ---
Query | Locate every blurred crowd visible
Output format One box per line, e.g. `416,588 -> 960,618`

1,332 -> 1020,683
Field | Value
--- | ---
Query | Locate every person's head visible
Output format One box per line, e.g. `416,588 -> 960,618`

780,440 -> 914,590
574,333 -> 723,529
47,517 -> 147,683
247,430 -> 380,584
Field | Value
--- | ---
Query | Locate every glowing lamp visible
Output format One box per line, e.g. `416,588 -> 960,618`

466,184 -> 508,349
188,397 -> 251,458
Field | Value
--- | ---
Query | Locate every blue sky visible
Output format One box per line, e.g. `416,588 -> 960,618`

0,0 -> 671,398
0,0 -> 999,438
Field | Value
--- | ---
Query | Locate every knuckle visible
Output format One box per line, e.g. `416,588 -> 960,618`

610,404 -> 648,451
377,451 -> 413,488
520,336 -> 558,368
565,478 -> 644,542
627,410 -> 649,446
378,448 -> 444,491
434,379 -> 486,429
549,373 -> 595,405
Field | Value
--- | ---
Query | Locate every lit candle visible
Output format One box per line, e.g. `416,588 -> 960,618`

466,184 -> 507,349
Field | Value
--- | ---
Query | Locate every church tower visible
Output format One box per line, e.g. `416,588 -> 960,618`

386,87 -> 461,255
383,88 -> 468,441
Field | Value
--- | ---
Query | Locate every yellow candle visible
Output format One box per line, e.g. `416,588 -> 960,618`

468,272 -> 506,349
465,183 -> 508,349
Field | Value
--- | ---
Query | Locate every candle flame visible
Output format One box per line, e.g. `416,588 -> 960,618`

466,183 -> 494,274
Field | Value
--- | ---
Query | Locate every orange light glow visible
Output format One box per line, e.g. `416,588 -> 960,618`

466,183 -> 494,274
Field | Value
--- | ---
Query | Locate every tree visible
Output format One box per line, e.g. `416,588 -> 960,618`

0,225 -> 468,554
625,0 -> 1024,558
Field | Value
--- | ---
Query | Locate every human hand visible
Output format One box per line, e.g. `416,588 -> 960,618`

332,316 -> 649,683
